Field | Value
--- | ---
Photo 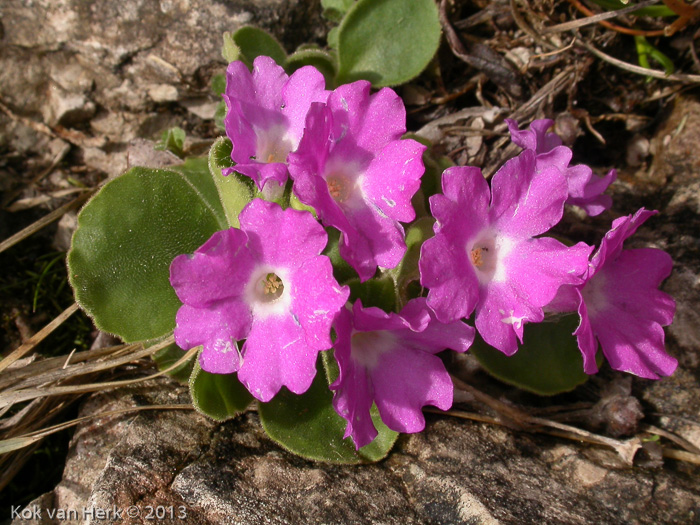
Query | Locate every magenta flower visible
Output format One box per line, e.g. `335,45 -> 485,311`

222,56 -> 329,193
330,299 -> 474,449
506,119 -> 616,216
419,152 -> 593,355
170,199 -> 349,401
288,81 -> 426,281
570,208 -> 676,379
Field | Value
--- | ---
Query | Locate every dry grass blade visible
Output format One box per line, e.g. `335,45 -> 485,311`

544,0 -> 664,34
0,344 -> 131,390
0,303 -> 79,374
0,336 -> 188,409
451,375 -> 642,464
578,39 -> 700,83
0,190 -> 94,255
663,448 -> 700,465
0,403 -> 194,455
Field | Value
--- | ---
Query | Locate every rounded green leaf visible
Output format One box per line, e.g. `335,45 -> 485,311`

208,137 -> 255,228
321,0 -> 356,22
471,315 -> 593,396
232,26 -> 287,68
68,163 -> 227,342
286,48 -> 337,88
259,354 -> 398,463
189,360 -> 253,421
336,0 -> 441,87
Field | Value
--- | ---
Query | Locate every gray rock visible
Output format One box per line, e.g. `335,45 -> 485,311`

0,0 -> 326,171
13,376 -> 700,525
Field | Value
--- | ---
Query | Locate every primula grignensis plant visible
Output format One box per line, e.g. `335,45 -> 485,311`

68,55 -> 676,463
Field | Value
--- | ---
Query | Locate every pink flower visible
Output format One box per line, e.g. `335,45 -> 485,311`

288,81 -> 425,281
506,119 -> 616,216
330,299 -> 474,449
570,209 -> 677,379
223,56 -> 329,193
419,152 -> 592,355
170,199 -> 349,401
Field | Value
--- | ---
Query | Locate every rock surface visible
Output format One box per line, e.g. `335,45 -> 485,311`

0,0 -> 325,177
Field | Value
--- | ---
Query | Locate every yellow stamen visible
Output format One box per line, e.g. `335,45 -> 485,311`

262,273 -> 284,296
326,175 -> 350,203
470,247 -> 484,267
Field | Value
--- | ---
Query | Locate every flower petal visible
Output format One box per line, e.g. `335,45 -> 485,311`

238,314 -> 319,401
504,238 -> 592,308
573,290 -> 599,375
490,150 -> 568,238
362,139 -> 426,223
372,346 -> 453,433
475,281 -> 542,355
170,228 -> 254,308
591,306 -> 677,379
330,308 -> 378,449
282,66 -> 330,147
329,82 -> 406,159
239,199 -> 328,269
175,301 -> 251,374
291,256 -> 350,350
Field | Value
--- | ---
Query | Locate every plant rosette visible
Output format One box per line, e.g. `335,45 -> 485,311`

67,55 -> 678,463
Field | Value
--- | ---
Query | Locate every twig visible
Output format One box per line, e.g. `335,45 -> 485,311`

510,0 -> 557,50
451,375 -> 642,464
662,448 -> 700,465
0,189 -> 95,255
544,0 -> 665,34
565,0 -> 666,36
0,303 -> 79,374
578,39 -> 700,83
642,424 -> 700,455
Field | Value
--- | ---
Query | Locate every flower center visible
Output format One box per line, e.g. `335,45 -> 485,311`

244,266 -> 292,319
469,237 -> 497,274
326,175 -> 351,203
467,233 -> 516,285
255,126 -> 293,164
259,273 -> 284,302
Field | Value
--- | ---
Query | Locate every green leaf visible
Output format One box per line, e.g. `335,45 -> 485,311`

386,217 -> 434,309
214,100 -> 226,132
189,360 -> 253,421
68,162 -> 226,342
211,74 -> 226,97
259,353 -> 398,463
471,315 -> 593,396
155,127 -> 186,158
347,276 -> 397,312
286,48 -> 337,88
222,31 -> 242,63
336,0 -> 441,87
321,0 -> 356,22
208,137 -> 255,227
232,26 -> 287,69
635,35 -> 675,76
327,27 -> 341,50
322,227 -> 358,285
152,342 -> 196,384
